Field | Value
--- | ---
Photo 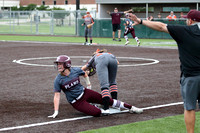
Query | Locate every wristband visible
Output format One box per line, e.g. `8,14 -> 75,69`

140,19 -> 143,24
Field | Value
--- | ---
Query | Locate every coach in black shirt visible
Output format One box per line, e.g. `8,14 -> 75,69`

129,10 -> 200,133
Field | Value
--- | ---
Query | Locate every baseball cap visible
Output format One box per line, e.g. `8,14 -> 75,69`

86,11 -> 90,14
114,7 -> 118,10
183,9 -> 200,22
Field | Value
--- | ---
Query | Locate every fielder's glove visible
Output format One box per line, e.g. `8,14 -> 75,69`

48,110 -> 58,118
87,67 -> 96,76
87,23 -> 93,29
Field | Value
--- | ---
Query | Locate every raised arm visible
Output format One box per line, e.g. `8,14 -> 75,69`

129,13 -> 169,33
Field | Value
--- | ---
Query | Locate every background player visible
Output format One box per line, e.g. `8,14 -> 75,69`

48,55 -> 143,117
124,13 -> 140,46
82,12 -> 94,45
107,8 -> 124,41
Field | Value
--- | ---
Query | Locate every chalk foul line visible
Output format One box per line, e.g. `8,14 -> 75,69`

0,102 -> 183,132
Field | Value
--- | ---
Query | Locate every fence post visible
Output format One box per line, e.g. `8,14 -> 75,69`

36,10 -> 39,34
51,11 -> 54,35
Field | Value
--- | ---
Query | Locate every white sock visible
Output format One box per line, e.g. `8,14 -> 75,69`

124,36 -> 129,41
112,99 -> 128,109
135,37 -> 139,42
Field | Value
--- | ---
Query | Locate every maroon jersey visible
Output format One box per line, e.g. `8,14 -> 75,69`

110,12 -> 123,24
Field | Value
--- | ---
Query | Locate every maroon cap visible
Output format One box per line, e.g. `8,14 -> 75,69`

183,10 -> 200,22
86,11 -> 90,14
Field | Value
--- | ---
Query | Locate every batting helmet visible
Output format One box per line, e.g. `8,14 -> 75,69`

54,55 -> 71,68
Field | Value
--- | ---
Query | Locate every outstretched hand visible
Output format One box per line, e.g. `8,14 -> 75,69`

124,9 -> 133,14
128,14 -> 141,25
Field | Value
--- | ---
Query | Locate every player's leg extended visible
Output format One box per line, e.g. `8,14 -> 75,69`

71,95 -> 101,117
111,99 -> 143,113
124,28 -> 130,45
96,58 -> 110,110
108,57 -> 118,99
130,28 -> 140,46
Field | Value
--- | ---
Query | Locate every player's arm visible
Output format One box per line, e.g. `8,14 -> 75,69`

81,65 -> 88,71
107,11 -> 110,14
82,72 -> 91,89
48,92 -> 60,118
129,14 -> 169,33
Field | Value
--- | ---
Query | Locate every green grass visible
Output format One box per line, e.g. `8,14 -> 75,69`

79,112 -> 200,133
0,24 -> 75,35
0,35 -> 177,47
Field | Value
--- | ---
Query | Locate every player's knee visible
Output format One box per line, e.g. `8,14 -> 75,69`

93,109 -> 101,117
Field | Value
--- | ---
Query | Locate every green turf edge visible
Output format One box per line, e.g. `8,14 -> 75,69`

0,35 -> 177,47
79,112 -> 200,133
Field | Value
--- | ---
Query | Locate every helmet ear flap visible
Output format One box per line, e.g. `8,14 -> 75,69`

63,62 -> 71,68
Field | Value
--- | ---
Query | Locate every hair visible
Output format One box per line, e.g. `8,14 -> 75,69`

98,48 -> 107,53
92,48 -> 107,56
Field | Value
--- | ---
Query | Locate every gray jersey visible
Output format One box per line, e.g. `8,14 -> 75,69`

83,15 -> 94,26
87,53 -> 118,89
54,67 -> 85,103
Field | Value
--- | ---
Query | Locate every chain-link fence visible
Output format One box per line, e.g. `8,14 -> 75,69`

0,10 -> 96,35
78,18 -> 186,39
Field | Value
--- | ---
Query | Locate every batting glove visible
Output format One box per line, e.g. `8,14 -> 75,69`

48,110 -> 58,118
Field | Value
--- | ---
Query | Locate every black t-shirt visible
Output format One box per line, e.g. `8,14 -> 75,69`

167,23 -> 200,77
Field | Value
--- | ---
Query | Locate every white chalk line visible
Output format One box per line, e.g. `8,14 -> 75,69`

12,56 -> 159,67
0,101 -> 183,132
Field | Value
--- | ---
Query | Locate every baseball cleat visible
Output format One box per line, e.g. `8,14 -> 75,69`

113,39 -> 117,41
137,41 -> 140,47
87,43 -> 92,45
101,109 -> 110,116
129,106 -> 143,114
118,39 -> 121,42
83,42 -> 88,45
125,41 -> 130,45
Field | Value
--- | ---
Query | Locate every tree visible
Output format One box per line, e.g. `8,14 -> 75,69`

36,5 -> 50,11
26,4 -> 37,11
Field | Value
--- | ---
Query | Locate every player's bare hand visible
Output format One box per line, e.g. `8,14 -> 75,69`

129,14 -> 140,24
107,11 -> 110,14
81,24 -> 84,26
48,110 -> 58,118
124,9 -> 133,13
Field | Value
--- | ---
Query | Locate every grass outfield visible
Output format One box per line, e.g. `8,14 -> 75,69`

0,35 -> 177,47
79,112 -> 200,133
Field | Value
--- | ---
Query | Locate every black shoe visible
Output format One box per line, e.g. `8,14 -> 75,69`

113,39 -> 117,41
118,39 -> 121,42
